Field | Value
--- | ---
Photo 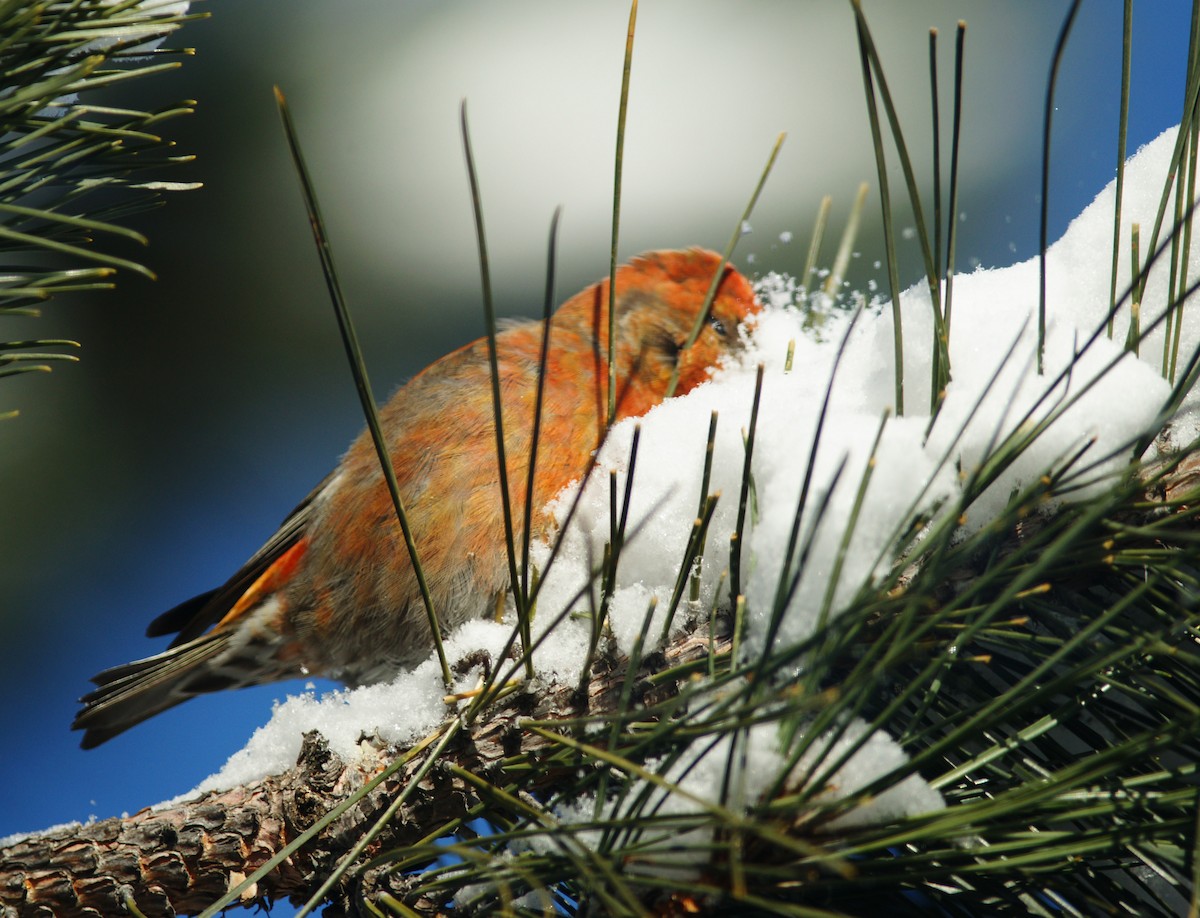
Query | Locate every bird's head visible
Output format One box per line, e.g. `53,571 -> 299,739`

608,248 -> 759,405
595,247 -> 753,415
545,248 -> 759,424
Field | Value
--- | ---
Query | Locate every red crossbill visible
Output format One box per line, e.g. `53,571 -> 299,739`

73,248 -> 758,747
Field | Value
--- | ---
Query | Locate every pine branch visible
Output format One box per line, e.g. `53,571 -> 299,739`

4,443 -> 1200,916
0,633 -> 722,918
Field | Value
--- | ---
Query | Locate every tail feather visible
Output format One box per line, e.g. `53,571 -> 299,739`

73,631 -> 235,748
77,501 -> 321,747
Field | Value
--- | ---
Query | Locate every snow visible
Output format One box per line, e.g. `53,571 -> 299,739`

0,820 -> 91,851
182,126 -> 1194,853
507,716 -> 942,883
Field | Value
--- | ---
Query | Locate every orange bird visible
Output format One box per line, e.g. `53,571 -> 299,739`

73,249 -> 759,747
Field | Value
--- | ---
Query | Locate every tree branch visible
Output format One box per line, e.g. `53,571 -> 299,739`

6,451 -> 1199,917
0,632 -> 717,917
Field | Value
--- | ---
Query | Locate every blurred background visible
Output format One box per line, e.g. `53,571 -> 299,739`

0,0 -> 1189,882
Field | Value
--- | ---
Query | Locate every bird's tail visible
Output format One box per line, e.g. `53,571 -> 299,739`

73,630 -> 244,748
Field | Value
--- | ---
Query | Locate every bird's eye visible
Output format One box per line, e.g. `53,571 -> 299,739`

708,315 -> 728,336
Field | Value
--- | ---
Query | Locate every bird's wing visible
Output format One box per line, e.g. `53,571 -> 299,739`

145,471 -> 335,647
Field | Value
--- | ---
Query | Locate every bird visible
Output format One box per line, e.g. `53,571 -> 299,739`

73,248 -> 760,747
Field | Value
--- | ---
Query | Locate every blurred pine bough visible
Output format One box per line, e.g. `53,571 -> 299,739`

0,0 -> 198,415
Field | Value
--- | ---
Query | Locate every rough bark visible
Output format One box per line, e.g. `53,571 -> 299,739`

0,631 -> 716,917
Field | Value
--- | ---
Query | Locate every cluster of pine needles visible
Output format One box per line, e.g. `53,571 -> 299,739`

0,0 -> 198,417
